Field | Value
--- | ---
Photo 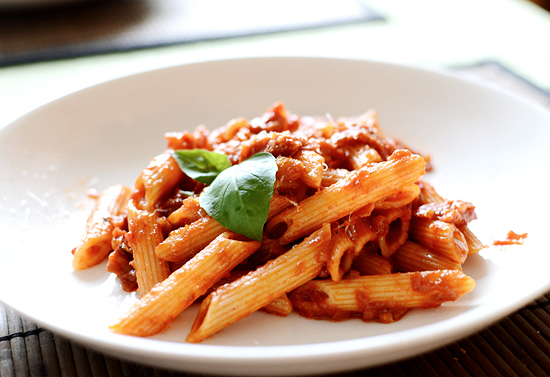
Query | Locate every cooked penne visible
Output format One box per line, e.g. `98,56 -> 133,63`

416,179 -> 481,254
409,217 -> 469,264
135,153 -> 184,211
352,248 -> 394,275
186,224 -> 331,343
265,150 -> 426,244
375,206 -> 411,258
72,184 -> 132,270
73,103 -> 482,343
375,184 -> 420,210
460,225 -> 485,255
290,270 -> 475,322
262,294 -> 293,317
156,216 -> 226,263
417,179 -> 444,205
167,196 -> 204,227
327,226 -> 356,281
111,232 -> 260,336
126,200 -> 172,297
393,240 -> 462,272
156,194 -> 293,263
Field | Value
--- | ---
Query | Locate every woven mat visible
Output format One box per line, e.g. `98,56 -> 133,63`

2,293 -> 550,377
0,0 -> 383,67
1,61 -> 550,377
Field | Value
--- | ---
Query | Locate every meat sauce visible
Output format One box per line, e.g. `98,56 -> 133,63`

492,230 -> 528,246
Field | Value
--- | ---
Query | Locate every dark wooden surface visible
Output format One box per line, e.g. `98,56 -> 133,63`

2,292 -> 550,377
0,0 -> 383,67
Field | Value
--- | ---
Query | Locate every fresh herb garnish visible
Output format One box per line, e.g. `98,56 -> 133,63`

200,152 -> 277,241
172,149 -> 277,241
172,149 -> 231,185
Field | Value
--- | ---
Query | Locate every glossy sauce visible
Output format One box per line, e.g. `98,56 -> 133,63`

492,230 -> 528,246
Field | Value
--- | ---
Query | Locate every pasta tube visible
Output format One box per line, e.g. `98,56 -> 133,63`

265,150 -> 426,244
290,270 -> 475,322
156,194 -> 292,263
72,184 -> 132,270
186,223 -> 332,343
393,240 -> 462,272
409,217 -> 469,264
135,153 -> 184,211
126,200 -> 171,297
110,232 -> 260,337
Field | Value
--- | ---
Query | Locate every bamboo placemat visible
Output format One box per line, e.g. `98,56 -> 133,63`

2,293 -> 550,377
0,0 -> 383,67
1,61 -> 550,377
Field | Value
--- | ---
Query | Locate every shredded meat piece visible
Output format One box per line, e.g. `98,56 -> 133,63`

237,131 -> 307,162
248,102 -> 299,134
165,126 -> 212,151
492,231 -> 528,246
414,200 -> 477,227
107,228 -> 137,292
329,121 -> 403,161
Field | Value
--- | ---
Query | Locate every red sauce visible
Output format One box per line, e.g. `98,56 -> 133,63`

410,270 -> 459,305
492,231 -> 528,246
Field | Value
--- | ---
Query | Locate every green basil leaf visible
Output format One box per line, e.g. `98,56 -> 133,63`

172,149 -> 231,185
200,152 -> 277,241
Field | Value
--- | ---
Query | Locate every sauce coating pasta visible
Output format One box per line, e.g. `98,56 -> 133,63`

72,102 -> 479,342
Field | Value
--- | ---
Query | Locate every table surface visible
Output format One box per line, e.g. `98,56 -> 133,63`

1,0 -> 550,376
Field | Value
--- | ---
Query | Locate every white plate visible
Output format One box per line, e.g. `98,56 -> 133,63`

1,57 -> 550,376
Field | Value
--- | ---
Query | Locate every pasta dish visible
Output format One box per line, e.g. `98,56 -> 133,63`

71,102 -> 480,342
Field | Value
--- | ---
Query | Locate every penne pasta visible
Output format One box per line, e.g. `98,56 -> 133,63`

186,223 -> 331,343
265,150 -> 426,244
156,216 -> 226,263
72,184 -> 132,270
290,270 -> 475,322
262,294 -> 294,317
110,232 -> 261,337
345,217 -> 378,254
393,240 -> 462,272
352,247 -> 394,275
73,103 -> 482,343
327,226 -> 356,281
156,194 -> 293,263
375,206 -> 412,258
135,153 -> 184,211
126,200 -> 172,297
409,217 -> 469,264
460,225 -> 486,255
167,196 -> 205,227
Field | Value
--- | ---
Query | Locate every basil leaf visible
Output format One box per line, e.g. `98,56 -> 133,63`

200,153 -> 277,241
172,149 -> 231,185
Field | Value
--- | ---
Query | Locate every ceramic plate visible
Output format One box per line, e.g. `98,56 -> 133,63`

1,57 -> 550,376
